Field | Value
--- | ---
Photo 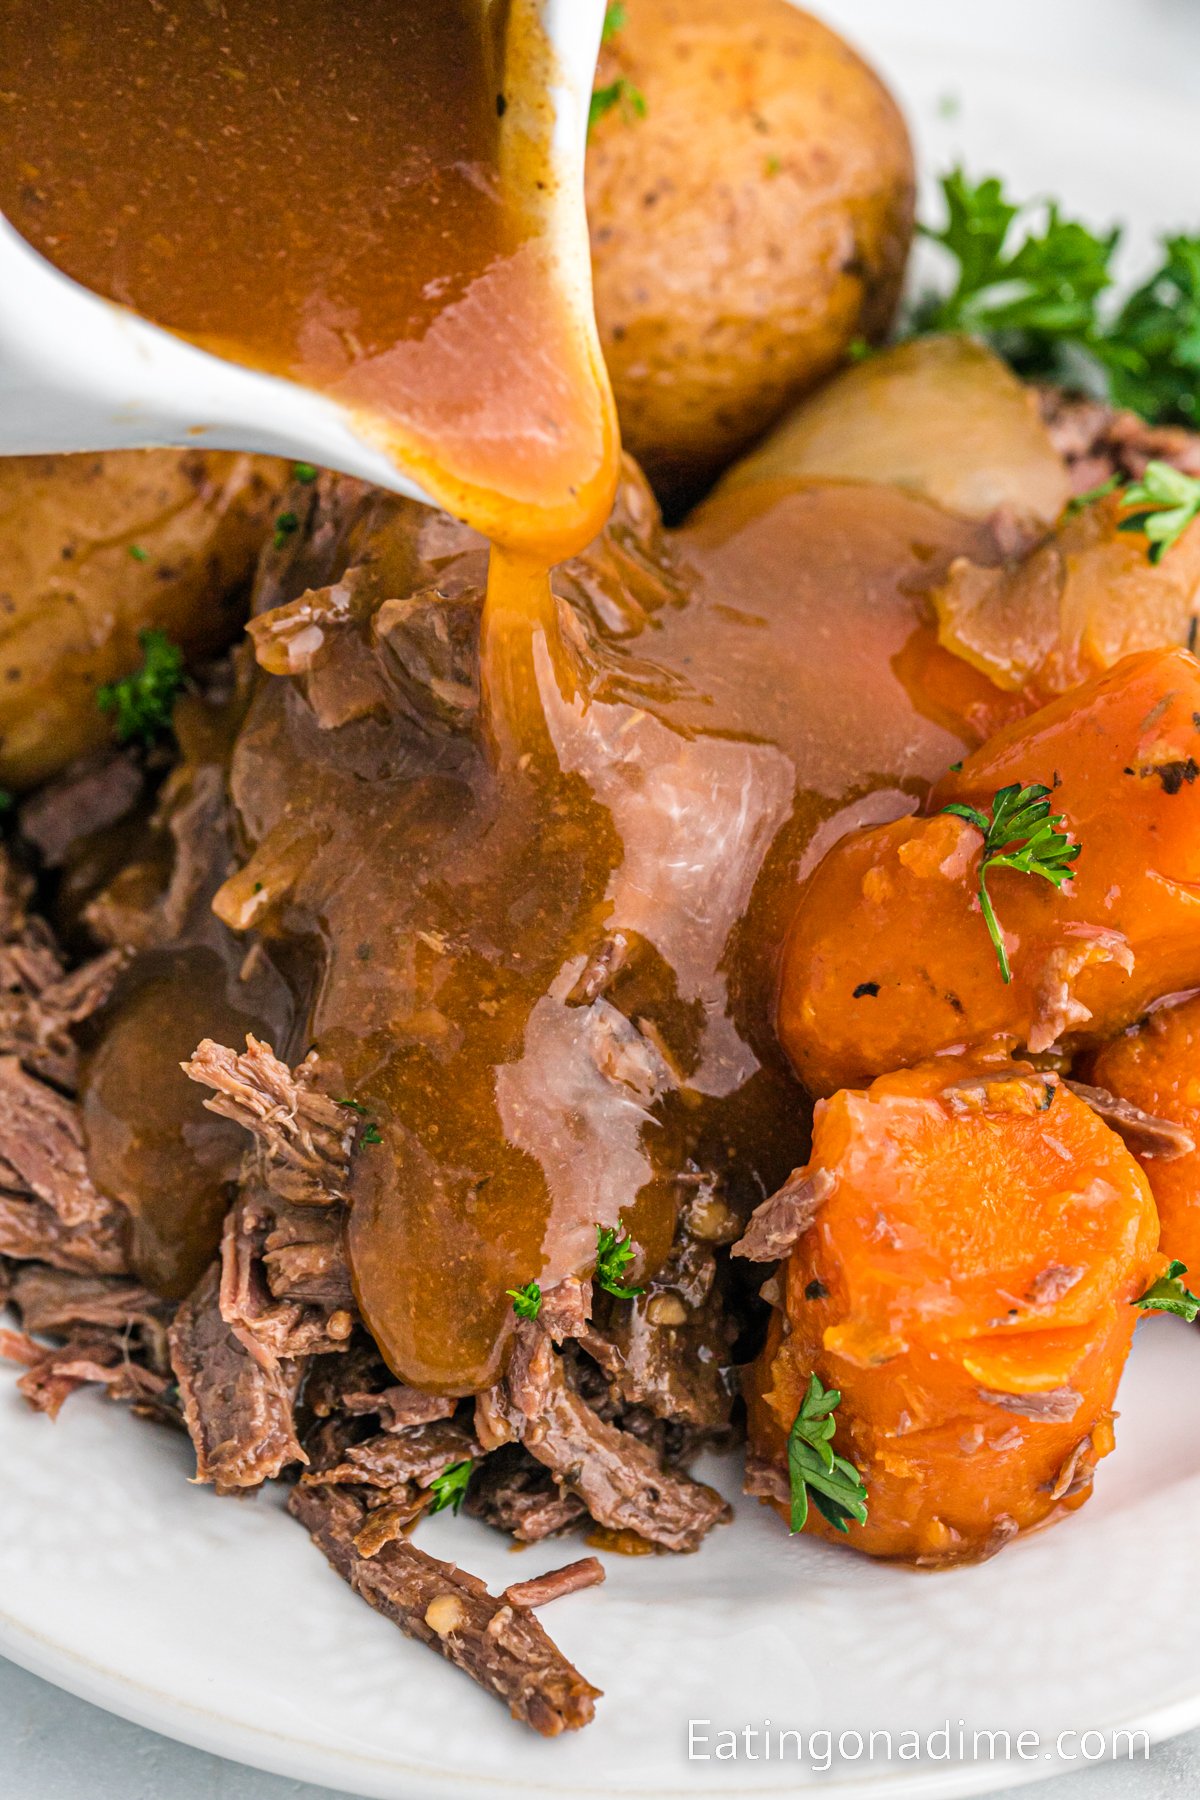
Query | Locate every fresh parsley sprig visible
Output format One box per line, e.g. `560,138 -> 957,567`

787,1373 -> 868,1536
428,1459 -> 473,1516
595,1223 -> 643,1299
506,1280 -> 542,1321
941,782 -> 1081,984
914,170 -> 1117,374
1102,235 -> 1200,427
1133,1260 -> 1200,1323
1117,461 -> 1200,563
96,629 -> 185,746
911,171 -> 1200,426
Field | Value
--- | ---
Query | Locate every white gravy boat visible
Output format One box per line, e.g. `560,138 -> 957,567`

0,0 -> 605,509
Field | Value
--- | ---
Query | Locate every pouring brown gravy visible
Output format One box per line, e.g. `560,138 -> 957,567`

1,0 -> 1010,1390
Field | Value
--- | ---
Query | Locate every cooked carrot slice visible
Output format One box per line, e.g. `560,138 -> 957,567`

1092,994 -> 1200,1273
745,1060 -> 1161,1565
779,647 -> 1200,1098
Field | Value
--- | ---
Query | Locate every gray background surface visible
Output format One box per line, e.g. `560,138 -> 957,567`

4,0 -> 1200,1795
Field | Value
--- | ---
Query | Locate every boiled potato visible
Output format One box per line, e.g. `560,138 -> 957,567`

586,0 -> 914,510
721,335 -> 1072,527
0,450 -> 288,788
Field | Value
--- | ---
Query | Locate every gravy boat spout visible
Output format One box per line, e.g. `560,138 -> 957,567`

0,0 -> 606,508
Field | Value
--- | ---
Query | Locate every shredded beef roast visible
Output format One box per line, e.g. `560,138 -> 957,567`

1065,1079 -> 1196,1159
183,1035 -> 354,1207
168,1263 -> 306,1491
591,1233 -> 736,1433
733,1166 -> 834,1263
465,1444 -> 589,1543
479,1319 -> 730,1554
1041,389 -> 1200,492
0,1056 -> 131,1274
290,1482 -> 600,1736
503,1557 -> 605,1610
19,750 -> 146,869
302,1420 -> 480,1499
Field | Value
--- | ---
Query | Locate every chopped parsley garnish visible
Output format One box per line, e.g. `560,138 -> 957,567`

506,1280 -> 542,1321
601,1 -> 627,42
588,77 -> 646,137
128,544 -> 150,563
334,1098 -> 369,1116
764,152 -> 782,178
359,1122 -> 383,1147
273,510 -> 300,549
941,782 -> 1081,984
428,1459 -> 473,1516
0,790 -> 13,816
1133,1259 -> 1200,1323
96,629 -> 185,746
293,462 -> 318,484
786,1373 -> 868,1535
595,1223 -> 644,1299
1117,461 -> 1200,563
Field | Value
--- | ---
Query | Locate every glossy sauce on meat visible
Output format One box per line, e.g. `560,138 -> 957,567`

220,470 -> 1000,1390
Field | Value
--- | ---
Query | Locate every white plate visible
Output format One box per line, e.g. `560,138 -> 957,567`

6,32 -> 1200,1800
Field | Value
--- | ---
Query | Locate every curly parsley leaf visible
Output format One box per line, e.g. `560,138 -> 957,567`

913,170 -> 1117,375
96,629 -> 185,746
1100,236 -> 1200,427
427,1458 -> 473,1516
1117,460 -> 1200,563
1133,1259 -> 1200,1323
595,1223 -> 644,1299
911,172 -> 1200,426
506,1280 -> 542,1321
787,1373 -> 868,1535
941,782 -> 1081,984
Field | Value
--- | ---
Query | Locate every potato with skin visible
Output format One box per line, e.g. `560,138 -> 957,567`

586,0 -> 914,510
1091,996 -> 1200,1276
745,1060 -> 1161,1565
778,648 -> 1200,1098
0,450 -> 288,789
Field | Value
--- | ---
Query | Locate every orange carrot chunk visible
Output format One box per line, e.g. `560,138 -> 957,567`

779,647 -> 1200,1098
744,1060 -> 1161,1566
1091,994 -> 1200,1275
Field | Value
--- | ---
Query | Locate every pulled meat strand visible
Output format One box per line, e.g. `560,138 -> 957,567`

1065,1079 -> 1196,1160
290,1482 -> 600,1736
183,1035 -> 353,1207
732,1167 -> 834,1263
168,1263 -> 307,1492
479,1320 -> 730,1554
503,1556 -> 605,1610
